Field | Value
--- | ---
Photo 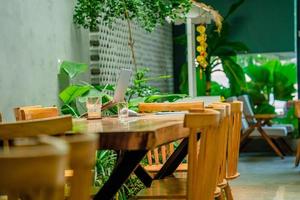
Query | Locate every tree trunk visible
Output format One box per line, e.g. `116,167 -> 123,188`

124,11 -> 138,72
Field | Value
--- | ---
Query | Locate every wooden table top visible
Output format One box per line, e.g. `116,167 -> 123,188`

73,114 -> 188,151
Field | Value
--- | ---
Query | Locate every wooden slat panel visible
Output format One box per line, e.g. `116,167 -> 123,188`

13,105 -> 42,121
161,145 -> 167,163
154,149 -> 159,165
21,107 -> 59,120
139,102 -> 204,113
227,101 -> 243,180
0,116 -> 73,140
146,152 -> 153,166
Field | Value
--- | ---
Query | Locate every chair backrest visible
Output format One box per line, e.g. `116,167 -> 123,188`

209,102 -> 231,186
184,109 -> 221,200
237,95 -> 256,126
1,115 -> 98,200
65,133 -> 99,200
177,96 -> 221,105
138,101 -> 204,113
227,101 -> 243,179
14,105 -> 42,121
139,101 -> 204,168
0,112 -> 2,123
0,136 -> 69,200
294,100 -> 300,118
20,107 -> 59,121
0,115 -> 73,141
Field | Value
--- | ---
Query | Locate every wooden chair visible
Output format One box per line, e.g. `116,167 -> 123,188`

0,116 -> 99,200
294,100 -> 300,166
238,95 -> 293,159
227,101 -> 243,180
64,133 -> 98,200
209,103 -> 233,200
138,101 -> 204,173
0,135 -> 69,200
20,107 -> 59,121
14,105 -> 42,121
135,108 -> 223,200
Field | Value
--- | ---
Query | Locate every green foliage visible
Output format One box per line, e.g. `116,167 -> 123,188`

127,68 -> 169,101
210,81 -> 231,98
59,85 -> 92,105
144,94 -> 187,103
60,60 -> 88,79
244,59 -> 297,114
126,68 -> 186,111
179,63 -> 189,94
201,0 -> 247,95
221,56 -> 246,96
73,0 -> 192,31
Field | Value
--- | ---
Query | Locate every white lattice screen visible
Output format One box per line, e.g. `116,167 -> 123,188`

89,19 -> 174,92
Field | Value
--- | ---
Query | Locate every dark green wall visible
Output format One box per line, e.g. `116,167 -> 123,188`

201,0 -> 296,53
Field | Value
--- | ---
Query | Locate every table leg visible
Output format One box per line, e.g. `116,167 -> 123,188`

134,165 -> 153,187
154,138 -> 189,179
94,150 -> 148,200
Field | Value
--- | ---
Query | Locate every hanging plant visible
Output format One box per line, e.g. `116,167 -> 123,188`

196,24 -> 208,79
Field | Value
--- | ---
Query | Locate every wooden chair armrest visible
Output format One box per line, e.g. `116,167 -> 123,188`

254,114 -> 277,119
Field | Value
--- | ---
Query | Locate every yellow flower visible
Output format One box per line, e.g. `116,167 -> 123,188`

196,25 -> 206,34
200,51 -> 208,58
196,55 -> 205,62
197,46 -> 205,52
201,43 -> 208,49
196,35 -> 207,42
200,60 -> 208,68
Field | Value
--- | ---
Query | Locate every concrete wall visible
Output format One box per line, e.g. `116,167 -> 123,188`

0,0 -> 89,121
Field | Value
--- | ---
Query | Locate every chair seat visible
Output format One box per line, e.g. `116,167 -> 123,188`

143,163 -> 188,173
250,126 -> 288,137
134,177 -> 220,199
273,124 -> 294,133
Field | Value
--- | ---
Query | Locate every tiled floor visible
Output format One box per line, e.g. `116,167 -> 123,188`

231,154 -> 300,200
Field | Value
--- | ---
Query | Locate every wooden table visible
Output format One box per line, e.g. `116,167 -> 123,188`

73,114 -> 189,200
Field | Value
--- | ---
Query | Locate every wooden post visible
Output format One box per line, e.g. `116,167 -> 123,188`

187,18 -> 197,97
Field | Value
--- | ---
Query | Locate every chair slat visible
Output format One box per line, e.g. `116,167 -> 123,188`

21,107 -> 59,120
154,148 -> 160,165
14,105 -> 42,121
227,101 -> 243,179
139,101 -> 204,113
146,152 -> 153,166
161,145 -> 167,163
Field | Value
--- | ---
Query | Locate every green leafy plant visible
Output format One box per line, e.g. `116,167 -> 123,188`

201,0 -> 248,96
74,0 -> 192,71
59,61 -> 114,117
243,59 -> 297,114
177,0 -> 248,96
